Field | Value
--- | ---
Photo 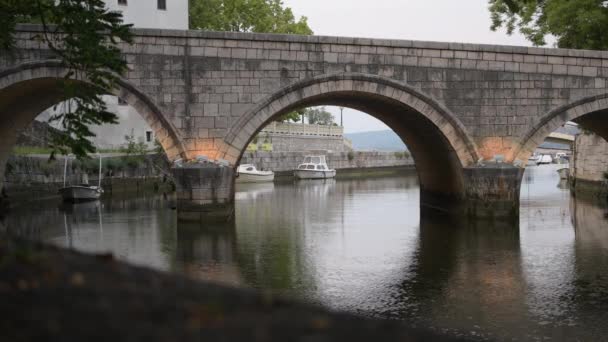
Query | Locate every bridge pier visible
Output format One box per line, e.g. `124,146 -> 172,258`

421,165 -> 524,221
172,164 -> 235,222
462,166 -> 524,221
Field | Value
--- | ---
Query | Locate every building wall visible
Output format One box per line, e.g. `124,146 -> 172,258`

104,0 -> 188,30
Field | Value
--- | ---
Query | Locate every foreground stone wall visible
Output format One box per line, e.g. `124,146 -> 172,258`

240,151 -> 413,173
570,133 -> 608,196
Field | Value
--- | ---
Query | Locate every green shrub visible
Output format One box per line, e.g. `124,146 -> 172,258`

347,151 -> 355,161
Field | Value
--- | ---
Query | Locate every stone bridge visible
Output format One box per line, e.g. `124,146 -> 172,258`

3,24 -> 608,221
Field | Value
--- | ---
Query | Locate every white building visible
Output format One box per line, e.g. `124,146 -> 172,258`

36,0 -> 189,150
104,0 -> 189,30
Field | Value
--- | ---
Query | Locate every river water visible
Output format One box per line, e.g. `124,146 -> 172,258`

3,164 -> 608,340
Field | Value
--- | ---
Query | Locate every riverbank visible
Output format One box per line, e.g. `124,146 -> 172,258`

0,233 -> 460,341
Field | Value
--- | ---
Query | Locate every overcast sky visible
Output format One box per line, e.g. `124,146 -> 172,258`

282,0 -> 534,133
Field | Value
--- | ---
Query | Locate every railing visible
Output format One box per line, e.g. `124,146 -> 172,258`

260,122 -> 344,137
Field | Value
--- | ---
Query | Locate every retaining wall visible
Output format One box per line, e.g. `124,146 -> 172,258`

240,151 -> 414,174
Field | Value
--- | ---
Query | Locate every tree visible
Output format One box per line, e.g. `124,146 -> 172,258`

276,109 -> 305,123
305,107 -> 334,125
0,0 -> 133,159
489,0 -> 608,49
189,0 -> 313,34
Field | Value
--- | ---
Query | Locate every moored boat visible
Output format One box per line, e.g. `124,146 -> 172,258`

59,185 -> 103,201
236,164 -> 274,183
59,155 -> 104,202
537,154 -> 553,165
294,155 -> 336,179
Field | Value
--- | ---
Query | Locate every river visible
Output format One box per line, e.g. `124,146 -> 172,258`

3,164 -> 608,340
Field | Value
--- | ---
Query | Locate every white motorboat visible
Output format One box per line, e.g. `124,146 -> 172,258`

236,164 -> 274,183
59,155 -> 104,202
537,154 -> 553,165
526,156 -> 539,166
294,155 -> 336,179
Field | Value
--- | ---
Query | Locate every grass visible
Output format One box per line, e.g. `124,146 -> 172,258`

12,146 -> 54,155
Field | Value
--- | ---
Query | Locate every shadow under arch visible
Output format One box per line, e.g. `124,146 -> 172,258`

221,72 -> 480,209
0,60 -> 188,191
512,93 -> 608,163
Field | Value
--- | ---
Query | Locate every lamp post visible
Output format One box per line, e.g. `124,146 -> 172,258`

339,107 -> 344,127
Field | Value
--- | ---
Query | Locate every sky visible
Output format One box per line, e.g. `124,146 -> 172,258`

282,0 -> 534,133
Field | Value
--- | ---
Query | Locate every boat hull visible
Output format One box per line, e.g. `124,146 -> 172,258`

59,186 -> 102,202
236,172 -> 275,183
294,169 -> 336,179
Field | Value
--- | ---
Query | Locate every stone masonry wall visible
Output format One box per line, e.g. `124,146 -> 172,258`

252,134 -> 350,152
240,151 -> 413,173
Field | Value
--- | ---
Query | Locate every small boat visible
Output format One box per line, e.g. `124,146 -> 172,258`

526,156 -> 539,166
236,164 -> 274,183
59,155 -> 103,202
537,154 -> 553,165
557,167 -> 570,180
294,155 -> 336,179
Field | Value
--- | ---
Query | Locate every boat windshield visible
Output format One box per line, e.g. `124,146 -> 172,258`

311,156 -> 321,164
304,157 -> 311,163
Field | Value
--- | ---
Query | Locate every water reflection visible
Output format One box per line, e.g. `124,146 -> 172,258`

3,166 -> 608,339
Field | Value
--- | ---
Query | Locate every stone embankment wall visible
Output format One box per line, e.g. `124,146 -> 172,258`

3,155 -> 171,201
570,132 -> 608,197
240,151 -> 413,174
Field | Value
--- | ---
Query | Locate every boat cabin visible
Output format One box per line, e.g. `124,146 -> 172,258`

297,155 -> 330,171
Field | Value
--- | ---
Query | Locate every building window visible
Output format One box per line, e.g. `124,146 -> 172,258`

118,0 -> 127,5
146,131 -> 153,142
157,0 -> 166,10
118,98 -> 127,106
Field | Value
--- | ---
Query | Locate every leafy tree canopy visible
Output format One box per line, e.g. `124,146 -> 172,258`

0,0 -> 132,159
489,0 -> 608,49
305,107 -> 334,125
189,0 -> 312,34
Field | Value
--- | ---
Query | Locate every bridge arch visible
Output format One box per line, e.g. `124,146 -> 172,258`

0,61 -> 187,166
512,94 -> 608,163
221,73 -> 480,205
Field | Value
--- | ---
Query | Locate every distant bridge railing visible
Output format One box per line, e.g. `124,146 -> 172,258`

260,122 -> 344,137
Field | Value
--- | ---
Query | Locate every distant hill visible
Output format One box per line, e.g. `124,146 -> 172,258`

345,130 -> 408,151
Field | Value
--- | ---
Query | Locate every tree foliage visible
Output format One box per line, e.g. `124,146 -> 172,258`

276,109 -> 305,123
0,0 -> 132,159
189,0 -> 313,34
305,107 -> 334,125
489,0 -> 608,49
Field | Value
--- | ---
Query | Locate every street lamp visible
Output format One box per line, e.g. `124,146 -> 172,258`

339,107 -> 344,127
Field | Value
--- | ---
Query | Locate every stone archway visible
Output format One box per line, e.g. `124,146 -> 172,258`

512,93 -> 608,163
219,72 -> 480,211
0,60 -> 187,192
